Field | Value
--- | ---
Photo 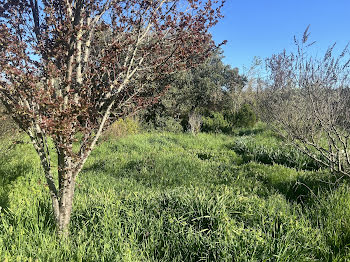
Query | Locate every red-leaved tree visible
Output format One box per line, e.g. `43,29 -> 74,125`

0,0 -> 224,236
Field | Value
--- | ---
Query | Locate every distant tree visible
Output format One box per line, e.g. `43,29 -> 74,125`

262,27 -> 350,177
222,65 -> 249,114
180,50 -> 246,113
224,56 -> 263,116
141,49 -> 246,130
0,0 -> 224,236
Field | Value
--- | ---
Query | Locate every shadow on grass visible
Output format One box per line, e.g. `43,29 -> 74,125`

234,128 -> 265,137
84,158 -> 153,181
70,206 -> 104,235
272,175 -> 338,205
84,156 -> 199,189
228,139 -> 336,204
242,163 -> 339,205
227,142 -> 321,171
37,199 -> 57,231
0,155 -> 31,210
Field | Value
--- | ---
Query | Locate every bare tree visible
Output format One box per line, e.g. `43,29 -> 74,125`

0,0 -> 224,236
262,27 -> 350,178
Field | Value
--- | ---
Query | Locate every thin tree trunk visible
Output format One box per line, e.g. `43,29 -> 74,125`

57,171 -> 76,237
27,128 -> 61,231
46,170 -> 60,224
57,144 -> 76,237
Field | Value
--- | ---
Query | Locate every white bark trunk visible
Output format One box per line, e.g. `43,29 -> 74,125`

56,144 -> 76,237
57,172 -> 76,237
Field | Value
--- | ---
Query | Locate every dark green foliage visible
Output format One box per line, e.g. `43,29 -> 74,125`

234,103 -> 257,128
139,49 -> 247,131
201,104 -> 258,134
201,112 -> 230,133
143,115 -> 184,133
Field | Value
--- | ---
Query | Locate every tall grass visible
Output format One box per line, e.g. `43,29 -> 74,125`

230,132 -> 321,170
0,131 -> 349,261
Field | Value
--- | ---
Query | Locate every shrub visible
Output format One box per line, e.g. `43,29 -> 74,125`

201,105 -> 257,134
102,117 -> 139,140
142,115 -> 184,133
234,103 -> 257,128
202,112 -> 230,133
154,116 -> 184,133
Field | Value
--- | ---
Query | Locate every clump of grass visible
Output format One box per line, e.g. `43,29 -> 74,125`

231,133 -> 321,170
308,185 -> 350,260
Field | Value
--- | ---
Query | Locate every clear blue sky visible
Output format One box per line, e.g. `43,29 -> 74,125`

210,0 -> 350,74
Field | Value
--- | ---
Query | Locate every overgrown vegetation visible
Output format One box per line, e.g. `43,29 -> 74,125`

139,48 -> 250,133
261,27 -> 350,177
101,117 -> 140,141
201,105 -> 258,134
1,4 -> 349,258
1,129 -> 350,261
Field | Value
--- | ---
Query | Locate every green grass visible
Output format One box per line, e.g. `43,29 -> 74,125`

230,131 -> 321,171
0,130 -> 349,261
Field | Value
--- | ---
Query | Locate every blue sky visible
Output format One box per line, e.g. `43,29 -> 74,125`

210,0 -> 350,74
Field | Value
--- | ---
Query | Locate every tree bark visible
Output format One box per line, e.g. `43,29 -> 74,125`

57,172 -> 76,237
46,170 -> 60,225
56,144 -> 76,237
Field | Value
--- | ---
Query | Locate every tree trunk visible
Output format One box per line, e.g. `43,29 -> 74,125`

56,145 -> 77,237
46,171 -> 60,225
57,173 -> 76,237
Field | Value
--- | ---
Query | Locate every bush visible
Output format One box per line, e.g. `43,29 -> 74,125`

102,117 -> 139,140
0,103 -> 19,138
201,104 -> 257,134
152,116 -> 184,133
201,112 -> 230,133
141,115 -> 184,133
234,103 -> 257,128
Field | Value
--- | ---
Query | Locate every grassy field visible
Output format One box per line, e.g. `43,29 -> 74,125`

1,128 -> 350,261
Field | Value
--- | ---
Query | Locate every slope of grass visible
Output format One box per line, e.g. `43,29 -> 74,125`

0,130 -> 349,261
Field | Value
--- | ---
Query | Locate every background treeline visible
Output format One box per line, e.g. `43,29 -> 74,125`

137,49 -> 259,134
